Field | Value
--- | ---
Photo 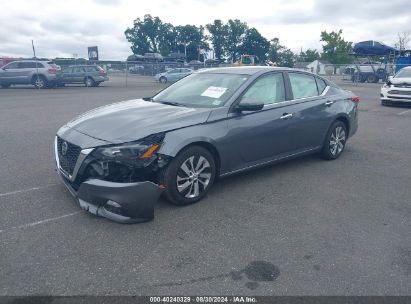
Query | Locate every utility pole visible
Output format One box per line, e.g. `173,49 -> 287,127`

32,40 -> 40,90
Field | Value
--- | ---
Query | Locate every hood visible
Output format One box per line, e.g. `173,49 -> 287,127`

390,77 -> 411,85
64,99 -> 212,144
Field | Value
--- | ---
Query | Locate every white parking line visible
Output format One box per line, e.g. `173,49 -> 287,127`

398,109 -> 411,115
0,184 -> 59,198
0,211 -> 81,233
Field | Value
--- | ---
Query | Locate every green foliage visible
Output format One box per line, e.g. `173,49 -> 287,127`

206,20 -> 228,60
300,49 -> 320,62
176,25 -> 209,61
226,19 -> 248,62
268,38 -> 295,67
240,28 -> 269,62
320,29 -> 353,64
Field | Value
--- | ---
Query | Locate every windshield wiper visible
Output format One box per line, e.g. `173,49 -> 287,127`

157,101 -> 185,107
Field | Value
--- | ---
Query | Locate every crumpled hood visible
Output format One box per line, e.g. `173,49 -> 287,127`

64,99 -> 212,143
390,77 -> 411,85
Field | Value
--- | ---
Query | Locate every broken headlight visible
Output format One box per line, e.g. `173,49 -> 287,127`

91,133 -> 165,165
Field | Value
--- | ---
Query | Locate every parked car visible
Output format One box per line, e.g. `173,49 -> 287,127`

154,68 -> 193,83
0,60 -> 62,89
144,52 -> 163,62
61,65 -> 108,87
55,66 -> 359,223
353,40 -> 397,56
381,66 -> 411,105
163,52 -> 186,63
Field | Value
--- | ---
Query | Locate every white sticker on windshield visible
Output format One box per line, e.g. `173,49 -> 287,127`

201,86 -> 227,99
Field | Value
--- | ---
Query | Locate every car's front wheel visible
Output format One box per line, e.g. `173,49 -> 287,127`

160,146 -> 216,206
159,76 -> 167,83
321,121 -> 347,160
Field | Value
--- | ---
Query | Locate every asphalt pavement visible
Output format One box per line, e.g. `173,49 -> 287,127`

0,75 -> 410,296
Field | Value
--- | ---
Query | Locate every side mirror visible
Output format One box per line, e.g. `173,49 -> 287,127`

235,100 -> 264,112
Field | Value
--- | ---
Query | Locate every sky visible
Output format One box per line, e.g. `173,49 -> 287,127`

1,0 -> 410,60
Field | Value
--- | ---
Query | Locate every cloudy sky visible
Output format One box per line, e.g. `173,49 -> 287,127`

1,0 -> 410,60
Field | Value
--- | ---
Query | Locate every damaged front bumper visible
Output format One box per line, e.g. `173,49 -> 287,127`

58,171 -> 164,223
54,136 -> 164,224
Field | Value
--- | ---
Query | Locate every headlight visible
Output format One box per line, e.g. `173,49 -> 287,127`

91,133 -> 164,163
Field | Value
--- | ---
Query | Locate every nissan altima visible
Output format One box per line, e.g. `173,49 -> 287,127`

55,67 -> 359,223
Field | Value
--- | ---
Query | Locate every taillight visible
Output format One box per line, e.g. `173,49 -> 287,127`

99,70 -> 106,76
351,96 -> 360,103
48,67 -> 57,74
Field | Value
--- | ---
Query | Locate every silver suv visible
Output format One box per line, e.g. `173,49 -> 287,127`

0,60 -> 62,89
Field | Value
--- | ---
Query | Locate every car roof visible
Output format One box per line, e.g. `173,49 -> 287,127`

197,66 -> 301,75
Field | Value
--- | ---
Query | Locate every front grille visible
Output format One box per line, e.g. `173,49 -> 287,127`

387,96 -> 411,100
393,84 -> 411,88
387,90 -> 411,95
57,137 -> 81,175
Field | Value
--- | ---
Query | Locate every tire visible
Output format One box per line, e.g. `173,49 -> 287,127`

95,82 -> 101,87
321,121 -> 348,160
84,77 -> 95,87
367,74 -> 378,83
1,84 -> 10,88
32,75 -> 47,89
159,146 -> 216,206
159,76 -> 167,83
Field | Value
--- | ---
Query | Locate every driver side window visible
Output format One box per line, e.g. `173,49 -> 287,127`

241,73 -> 285,105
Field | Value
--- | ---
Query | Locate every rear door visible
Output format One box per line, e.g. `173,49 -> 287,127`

284,72 -> 334,151
17,62 -> 39,84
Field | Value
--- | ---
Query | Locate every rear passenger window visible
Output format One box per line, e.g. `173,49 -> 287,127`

316,78 -> 327,94
289,73 -> 319,99
241,73 -> 285,105
73,67 -> 85,73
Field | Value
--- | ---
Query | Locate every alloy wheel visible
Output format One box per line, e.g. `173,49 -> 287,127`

329,126 -> 346,156
35,77 -> 45,88
176,155 -> 212,198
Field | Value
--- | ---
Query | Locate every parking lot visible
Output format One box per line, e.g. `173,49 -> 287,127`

0,75 -> 410,296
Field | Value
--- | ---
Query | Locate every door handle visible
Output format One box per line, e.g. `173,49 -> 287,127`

325,101 -> 334,106
280,113 -> 293,120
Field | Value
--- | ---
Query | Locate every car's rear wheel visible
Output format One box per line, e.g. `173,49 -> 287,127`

159,76 -> 167,83
32,76 -> 47,89
160,146 -> 216,206
367,74 -> 378,83
84,77 -> 95,87
321,121 -> 347,160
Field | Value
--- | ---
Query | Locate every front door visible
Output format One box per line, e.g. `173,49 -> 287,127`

227,72 -> 297,167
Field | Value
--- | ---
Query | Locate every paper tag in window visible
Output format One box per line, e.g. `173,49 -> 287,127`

201,86 -> 227,98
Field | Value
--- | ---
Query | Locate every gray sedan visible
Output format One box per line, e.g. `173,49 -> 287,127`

154,68 -> 193,83
55,67 -> 359,223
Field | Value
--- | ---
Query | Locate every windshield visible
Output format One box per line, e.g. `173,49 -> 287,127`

153,73 -> 249,108
395,68 -> 411,78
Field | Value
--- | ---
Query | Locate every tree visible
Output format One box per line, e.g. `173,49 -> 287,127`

225,19 -> 248,62
395,32 -> 410,51
206,20 -> 228,60
300,49 -> 320,62
240,28 -> 269,62
176,25 -> 208,61
268,38 -> 295,67
124,14 -> 164,54
320,29 -> 353,64
157,23 -> 178,56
